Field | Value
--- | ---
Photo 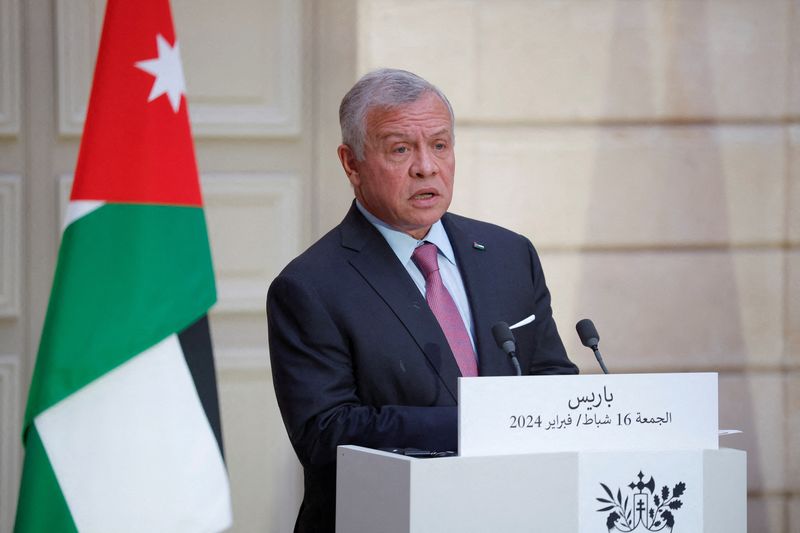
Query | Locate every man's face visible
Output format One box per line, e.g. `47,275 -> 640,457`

338,92 -> 455,240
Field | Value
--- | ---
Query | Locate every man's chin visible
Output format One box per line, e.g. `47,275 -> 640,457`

403,215 -> 448,239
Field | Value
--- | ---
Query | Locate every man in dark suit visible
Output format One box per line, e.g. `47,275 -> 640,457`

267,68 -> 578,532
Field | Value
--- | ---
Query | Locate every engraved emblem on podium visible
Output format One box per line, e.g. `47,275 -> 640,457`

596,470 -> 687,531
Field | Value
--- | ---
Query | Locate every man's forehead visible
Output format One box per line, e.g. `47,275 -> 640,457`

366,98 -> 452,137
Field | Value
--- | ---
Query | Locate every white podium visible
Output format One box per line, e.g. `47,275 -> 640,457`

336,445 -> 746,533
337,374 -> 745,532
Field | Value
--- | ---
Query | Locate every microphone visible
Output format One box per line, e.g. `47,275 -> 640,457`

492,321 -> 522,376
576,319 -> 609,374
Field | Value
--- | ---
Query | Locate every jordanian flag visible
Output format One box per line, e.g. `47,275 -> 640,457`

14,1 -> 232,531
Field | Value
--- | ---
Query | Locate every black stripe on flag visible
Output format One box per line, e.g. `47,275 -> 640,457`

178,315 -> 225,458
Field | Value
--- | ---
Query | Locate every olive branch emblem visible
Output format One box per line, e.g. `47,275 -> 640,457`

597,471 -> 686,531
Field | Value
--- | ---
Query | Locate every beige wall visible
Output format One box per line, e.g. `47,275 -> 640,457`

0,0 -> 797,532
357,1 -> 798,531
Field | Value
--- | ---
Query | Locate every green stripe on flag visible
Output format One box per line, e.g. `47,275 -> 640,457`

14,423 -> 78,532
24,203 -> 216,429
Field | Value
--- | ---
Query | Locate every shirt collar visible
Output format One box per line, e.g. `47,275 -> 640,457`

355,200 -> 456,267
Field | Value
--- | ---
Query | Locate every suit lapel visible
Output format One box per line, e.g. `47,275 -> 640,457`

340,205 -> 461,401
443,214 -> 516,377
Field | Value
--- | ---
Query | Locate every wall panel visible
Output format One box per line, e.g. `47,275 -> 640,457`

203,174 -> 303,313
55,0 -> 105,135
57,0 -> 302,137
357,0 -> 478,120
361,0 -> 789,123
452,126 -> 785,249
172,0 -> 302,136
0,0 -> 21,135
789,374 -> 800,493
789,251 -> 800,363
217,363 -> 301,533
789,126 -> 800,245
791,496 -> 800,533
788,0 -> 800,117
0,175 -> 21,317
543,249 -> 784,371
747,495 -> 787,533
0,355 -> 21,533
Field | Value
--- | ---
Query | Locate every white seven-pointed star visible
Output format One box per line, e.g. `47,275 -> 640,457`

135,34 -> 186,113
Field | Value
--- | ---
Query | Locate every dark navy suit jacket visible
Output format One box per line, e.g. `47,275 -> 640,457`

267,203 -> 578,532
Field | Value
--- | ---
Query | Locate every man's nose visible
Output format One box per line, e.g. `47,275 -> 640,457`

410,147 -> 437,178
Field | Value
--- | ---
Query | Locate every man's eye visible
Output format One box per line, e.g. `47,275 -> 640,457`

434,143 -> 446,150
394,146 -> 408,153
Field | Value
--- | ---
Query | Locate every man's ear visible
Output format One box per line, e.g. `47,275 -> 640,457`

337,144 -> 360,187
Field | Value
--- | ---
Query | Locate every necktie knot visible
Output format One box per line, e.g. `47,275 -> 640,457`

412,242 -> 440,278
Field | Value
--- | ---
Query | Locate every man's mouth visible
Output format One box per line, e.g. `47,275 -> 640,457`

412,192 -> 435,200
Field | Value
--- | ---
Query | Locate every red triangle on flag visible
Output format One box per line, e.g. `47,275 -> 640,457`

70,0 -> 202,207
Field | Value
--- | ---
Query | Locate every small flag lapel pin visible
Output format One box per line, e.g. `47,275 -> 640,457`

473,241 -> 485,251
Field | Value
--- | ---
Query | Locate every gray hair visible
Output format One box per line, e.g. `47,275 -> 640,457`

339,68 -> 455,160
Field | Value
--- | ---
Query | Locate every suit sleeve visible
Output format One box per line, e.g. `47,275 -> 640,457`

267,273 -> 457,468
525,241 -> 580,376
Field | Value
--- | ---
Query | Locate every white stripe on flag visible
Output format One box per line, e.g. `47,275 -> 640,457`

63,200 -> 104,231
35,334 -> 232,532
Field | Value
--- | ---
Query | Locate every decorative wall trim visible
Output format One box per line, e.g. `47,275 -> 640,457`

0,0 -> 21,135
788,126 -> 800,246
0,175 -> 21,317
202,173 -> 302,313
55,0 -> 105,136
179,0 -> 302,137
0,355 -> 22,533
56,0 -> 302,137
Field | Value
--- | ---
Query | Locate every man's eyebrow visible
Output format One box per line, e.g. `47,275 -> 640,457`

378,132 -> 408,141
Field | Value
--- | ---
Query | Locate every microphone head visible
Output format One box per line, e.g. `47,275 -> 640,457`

492,321 -> 514,347
576,319 -> 600,348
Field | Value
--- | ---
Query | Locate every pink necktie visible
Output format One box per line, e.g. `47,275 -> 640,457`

412,243 -> 478,377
